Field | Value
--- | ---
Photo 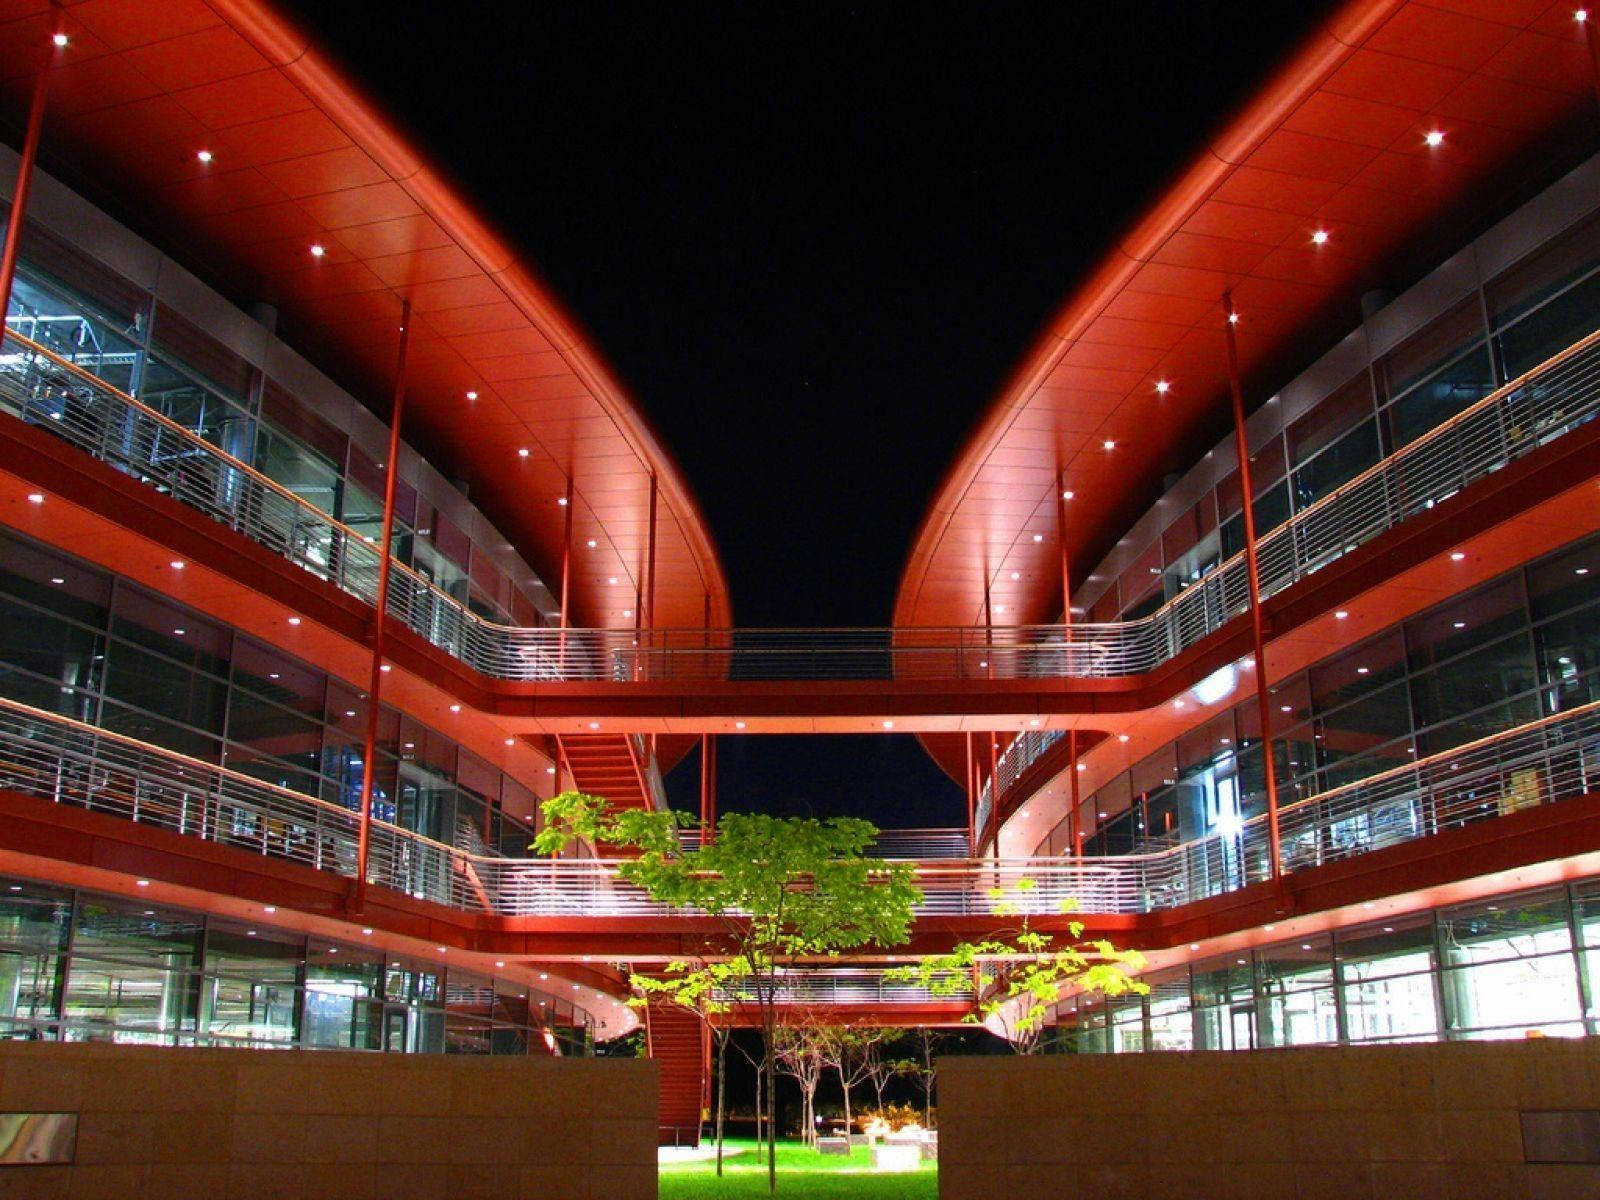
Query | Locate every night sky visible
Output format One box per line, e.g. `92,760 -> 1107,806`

284,2 -> 1325,828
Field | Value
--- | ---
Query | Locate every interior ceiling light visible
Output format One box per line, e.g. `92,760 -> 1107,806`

504,737 -> 514,747
52,32 -> 68,47
449,704 -> 461,713
1102,439 -> 1116,451
169,560 -> 185,570
1450,551 -> 1466,561
466,390 -> 477,400
1311,229 -> 1329,245
1010,571 -> 1021,580
1335,610 -> 1349,620
1578,8 -> 1589,21
1062,490 -> 1074,500
1032,533 -> 1044,543
1425,130 -> 1445,147
517,448 -> 529,458
49,577 -> 63,585
196,149 -> 213,163
1155,379 -> 1171,394
882,720 -> 894,729
735,721 -> 746,730
556,496 -> 568,506
586,539 -> 597,548
25,492 -> 43,504
309,243 -> 325,258
1119,734 -> 1130,742
588,721 -> 600,730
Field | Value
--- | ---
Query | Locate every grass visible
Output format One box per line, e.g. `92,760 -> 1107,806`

659,1137 -> 938,1199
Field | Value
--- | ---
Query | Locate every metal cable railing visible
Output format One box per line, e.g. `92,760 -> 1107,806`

5,323 -> 1598,685
2,692 -> 1595,922
713,970 -> 970,1006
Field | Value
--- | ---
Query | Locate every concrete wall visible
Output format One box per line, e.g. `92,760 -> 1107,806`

0,1042 -> 656,1200
939,1038 -> 1600,1200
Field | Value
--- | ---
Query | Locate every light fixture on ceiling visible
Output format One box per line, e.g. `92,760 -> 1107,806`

1311,229 -> 1329,245
517,448 -> 529,458
1102,439 -> 1116,451
196,149 -> 213,164
310,243 -> 325,258
1155,379 -> 1171,395
1425,130 -> 1445,148
52,32 -> 68,48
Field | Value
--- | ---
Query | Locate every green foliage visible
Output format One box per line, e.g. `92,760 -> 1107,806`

887,879 -> 1148,1052
537,792 -> 923,965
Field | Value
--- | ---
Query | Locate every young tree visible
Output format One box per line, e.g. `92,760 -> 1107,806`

889,885 -> 1148,1053
819,1024 -> 882,1134
902,1027 -> 941,1126
771,1013 -> 828,1146
535,793 -> 923,1194
860,1028 -> 904,1115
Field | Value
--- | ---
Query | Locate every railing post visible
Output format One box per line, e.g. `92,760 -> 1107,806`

353,299 -> 411,915
558,473 -> 574,676
0,9 -> 64,331
1222,293 -> 1286,905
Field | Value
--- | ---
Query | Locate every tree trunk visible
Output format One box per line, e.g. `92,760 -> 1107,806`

753,1062 -> 763,1164
837,1064 -> 852,1135
764,1004 -> 777,1194
715,1030 -> 728,1176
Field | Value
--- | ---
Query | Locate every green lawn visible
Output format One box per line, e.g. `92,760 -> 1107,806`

659,1137 -> 937,1199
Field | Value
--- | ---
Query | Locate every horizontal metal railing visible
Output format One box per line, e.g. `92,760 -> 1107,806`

2,692 -> 1596,923
973,326 -> 1600,829
713,970 -> 970,1006
675,826 -> 973,860
5,323 -> 1598,687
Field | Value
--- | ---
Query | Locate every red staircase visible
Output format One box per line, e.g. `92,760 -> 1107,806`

556,733 -> 653,811
646,996 -> 708,1146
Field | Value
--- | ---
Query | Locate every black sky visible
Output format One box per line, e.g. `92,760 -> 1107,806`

284,2 -> 1326,828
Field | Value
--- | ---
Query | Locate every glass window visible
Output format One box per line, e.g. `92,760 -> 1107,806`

1190,957 -> 1255,1051
0,882 -> 70,1040
1438,892 -> 1583,1038
64,899 -> 204,1044
203,923 -> 302,1047
303,941 -> 381,1050
1338,915 -> 1439,1043
1255,936 -> 1338,1047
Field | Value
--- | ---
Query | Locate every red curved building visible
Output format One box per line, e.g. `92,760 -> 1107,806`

0,0 -> 1596,1163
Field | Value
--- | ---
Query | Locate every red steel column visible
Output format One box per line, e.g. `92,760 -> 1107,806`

1056,465 -> 1083,858
0,13 -> 66,328
353,300 -> 412,913
1222,292 -> 1285,889
646,472 -> 658,752
964,732 -> 976,854
557,474 -> 574,673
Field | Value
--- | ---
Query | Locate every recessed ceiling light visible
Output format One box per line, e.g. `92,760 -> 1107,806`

546,766 -> 557,774
517,448 -> 529,458
310,243 -> 325,257
1577,8 -> 1589,21
52,33 -> 68,47
1010,571 -> 1021,581
1335,610 -> 1349,620
1102,439 -> 1116,451
169,559 -> 185,570
622,608 -> 632,618
586,539 -> 597,548
882,720 -> 894,729
449,704 -> 462,713
735,721 -> 746,730
1356,667 -> 1369,675
287,616 -> 301,626
466,390 -> 478,400
1424,130 -> 1445,148
379,663 -> 391,673
588,721 -> 600,730
556,496 -> 568,506
608,576 -> 617,585
1577,567 -> 1591,576
1452,621 -> 1466,629
344,709 -> 356,717
49,576 -> 64,585
1029,718 -> 1041,727
195,149 -> 214,164
173,628 -> 185,637
1173,699 -> 1185,709
1228,311 -> 1240,325
504,737 -> 515,747
1032,533 -> 1044,543
1062,490 -> 1074,500
264,906 -> 276,914
978,660 -> 988,669
1450,551 -> 1466,561
1311,229 -> 1329,245
1155,379 -> 1171,394
136,879 -> 149,887
1118,734 -> 1129,742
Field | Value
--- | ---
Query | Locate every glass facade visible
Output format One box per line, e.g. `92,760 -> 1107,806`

1038,532 -> 1600,860
1051,881 -> 1599,1054
1082,206 -> 1600,627
3,219 -> 552,629
0,876 -> 594,1055
0,527 -> 552,856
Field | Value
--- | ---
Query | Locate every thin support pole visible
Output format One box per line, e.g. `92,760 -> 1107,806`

0,13 -> 65,329
1068,729 -> 1082,857
964,732 -> 976,854
353,299 -> 412,914
645,474 -> 658,753
557,474 -> 574,673
1222,292 -> 1285,894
